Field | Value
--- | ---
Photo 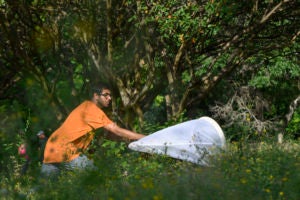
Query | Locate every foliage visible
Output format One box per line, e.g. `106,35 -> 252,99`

286,108 -> 300,138
217,141 -> 300,200
1,0 -> 299,128
0,0 -> 299,198
1,138 -> 300,200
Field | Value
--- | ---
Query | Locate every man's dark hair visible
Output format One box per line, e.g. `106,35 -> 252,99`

91,82 -> 111,95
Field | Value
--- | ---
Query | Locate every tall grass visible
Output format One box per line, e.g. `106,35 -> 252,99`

1,140 -> 299,200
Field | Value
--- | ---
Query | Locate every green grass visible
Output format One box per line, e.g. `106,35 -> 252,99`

1,140 -> 300,200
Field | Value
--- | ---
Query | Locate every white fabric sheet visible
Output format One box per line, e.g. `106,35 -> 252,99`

128,116 -> 226,165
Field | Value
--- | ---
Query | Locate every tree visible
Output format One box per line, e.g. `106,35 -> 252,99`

1,0 -> 299,135
138,0 -> 299,121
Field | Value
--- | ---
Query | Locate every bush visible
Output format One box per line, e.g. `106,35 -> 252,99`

1,138 -> 299,200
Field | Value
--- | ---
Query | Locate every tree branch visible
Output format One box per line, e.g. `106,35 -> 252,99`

285,95 -> 300,124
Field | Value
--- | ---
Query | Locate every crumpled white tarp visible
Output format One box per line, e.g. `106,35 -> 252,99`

128,116 -> 226,165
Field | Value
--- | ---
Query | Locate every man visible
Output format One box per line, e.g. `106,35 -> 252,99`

41,82 -> 145,177
37,130 -> 48,163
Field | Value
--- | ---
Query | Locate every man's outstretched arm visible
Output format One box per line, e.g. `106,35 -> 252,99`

103,123 -> 145,140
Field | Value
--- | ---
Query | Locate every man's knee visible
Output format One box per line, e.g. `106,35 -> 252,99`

41,163 -> 60,179
66,155 -> 96,170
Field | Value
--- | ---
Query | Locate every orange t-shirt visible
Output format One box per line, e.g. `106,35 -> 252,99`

43,101 -> 113,163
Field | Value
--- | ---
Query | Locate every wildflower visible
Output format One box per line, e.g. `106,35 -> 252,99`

264,188 -> 271,193
142,180 -> 154,189
240,178 -> 247,184
153,194 -> 163,200
279,192 -> 284,196
282,177 -> 288,182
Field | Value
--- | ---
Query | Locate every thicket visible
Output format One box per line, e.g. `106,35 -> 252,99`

0,0 -> 299,199
1,135 -> 300,199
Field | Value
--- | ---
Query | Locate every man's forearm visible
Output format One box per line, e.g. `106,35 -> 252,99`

104,123 -> 145,140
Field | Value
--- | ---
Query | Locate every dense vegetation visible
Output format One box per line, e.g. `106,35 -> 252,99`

1,0 -> 299,199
